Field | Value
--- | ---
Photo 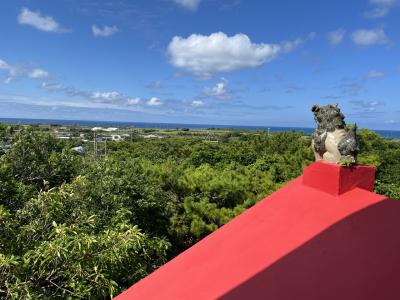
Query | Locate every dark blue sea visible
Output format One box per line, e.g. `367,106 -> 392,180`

1,117 -> 399,139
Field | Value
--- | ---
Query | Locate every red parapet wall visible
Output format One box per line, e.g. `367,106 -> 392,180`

303,160 -> 376,196
115,162 -> 400,300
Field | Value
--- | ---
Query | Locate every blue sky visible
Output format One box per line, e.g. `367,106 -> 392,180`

0,0 -> 399,129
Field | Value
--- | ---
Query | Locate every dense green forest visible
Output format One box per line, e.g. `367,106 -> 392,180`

0,124 -> 399,299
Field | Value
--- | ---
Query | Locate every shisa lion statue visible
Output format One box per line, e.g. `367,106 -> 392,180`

311,103 -> 360,164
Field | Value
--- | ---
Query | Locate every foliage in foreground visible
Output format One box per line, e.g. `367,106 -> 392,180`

0,125 -> 399,298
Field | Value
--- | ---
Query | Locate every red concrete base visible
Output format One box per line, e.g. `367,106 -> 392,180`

303,160 -> 376,196
115,162 -> 399,300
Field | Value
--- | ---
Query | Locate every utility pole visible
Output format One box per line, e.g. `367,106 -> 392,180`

93,131 -> 98,158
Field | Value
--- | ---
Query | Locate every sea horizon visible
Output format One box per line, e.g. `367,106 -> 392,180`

1,117 -> 400,139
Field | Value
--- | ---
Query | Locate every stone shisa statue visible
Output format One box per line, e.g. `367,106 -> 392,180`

311,103 -> 360,164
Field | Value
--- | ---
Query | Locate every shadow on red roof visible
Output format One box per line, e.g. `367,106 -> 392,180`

115,161 -> 400,300
221,198 -> 400,300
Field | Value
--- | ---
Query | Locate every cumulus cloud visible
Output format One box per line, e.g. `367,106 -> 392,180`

91,91 -> 121,102
147,97 -> 162,106
0,58 -> 50,83
1,62 -> 24,84
41,83 -> 162,110
0,60 -> 8,69
365,0 -> 398,18
366,70 -> 385,78
0,59 -> 18,83
327,29 -> 345,46
191,100 -> 204,107
351,28 -> 388,46
18,7 -> 65,33
127,98 -> 142,105
167,32 -> 302,77
281,38 -> 304,52
173,0 -> 202,11
29,68 -> 49,79
203,78 -> 233,100
92,25 -> 118,37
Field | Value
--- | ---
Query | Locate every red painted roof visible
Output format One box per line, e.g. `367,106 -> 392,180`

115,162 -> 400,300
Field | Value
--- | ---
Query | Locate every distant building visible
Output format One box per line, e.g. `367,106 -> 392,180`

111,135 -> 123,141
72,146 -> 86,155
142,134 -> 161,139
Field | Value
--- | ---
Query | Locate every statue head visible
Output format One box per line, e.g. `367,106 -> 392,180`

311,103 -> 346,133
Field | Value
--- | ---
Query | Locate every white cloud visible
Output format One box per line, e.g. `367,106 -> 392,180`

365,0 -> 398,18
281,38 -> 304,53
29,68 -> 49,79
204,78 -> 232,100
327,29 -> 345,46
0,59 -> 8,69
40,83 -> 156,109
0,60 -> 11,77
0,58 -> 54,83
127,97 -> 142,105
366,70 -> 385,78
18,7 -> 64,33
351,28 -> 388,46
92,25 -> 118,37
167,32 -> 302,77
0,59 -> 21,83
39,81 -> 166,110
191,100 -> 204,107
1,59 -> 51,83
41,82 -> 64,90
0,59 -> 11,83
173,0 -> 202,11
147,97 -> 162,106
91,91 -> 121,101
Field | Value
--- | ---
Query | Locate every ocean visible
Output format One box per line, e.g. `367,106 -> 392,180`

1,117 -> 399,139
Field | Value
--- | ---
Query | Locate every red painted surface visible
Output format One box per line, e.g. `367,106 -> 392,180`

303,160 -> 376,196
115,162 -> 400,300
